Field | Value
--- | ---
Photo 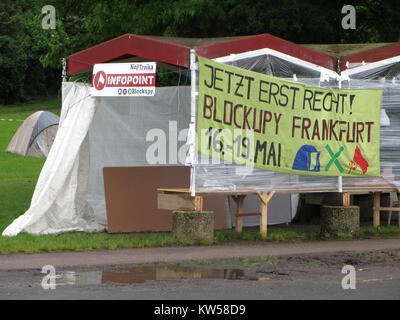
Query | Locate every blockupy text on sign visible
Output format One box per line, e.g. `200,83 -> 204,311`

196,56 -> 382,176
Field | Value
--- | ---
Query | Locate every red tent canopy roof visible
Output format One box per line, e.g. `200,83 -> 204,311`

66,33 -> 400,76
340,42 -> 400,71
67,33 -> 336,75
67,34 -> 191,75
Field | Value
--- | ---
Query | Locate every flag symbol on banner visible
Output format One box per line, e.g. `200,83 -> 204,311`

348,146 -> 369,174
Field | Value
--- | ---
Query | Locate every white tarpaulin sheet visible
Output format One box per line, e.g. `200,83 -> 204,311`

2,83 -> 103,236
3,83 -> 192,236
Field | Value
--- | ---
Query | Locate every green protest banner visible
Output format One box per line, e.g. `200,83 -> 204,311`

196,56 -> 383,177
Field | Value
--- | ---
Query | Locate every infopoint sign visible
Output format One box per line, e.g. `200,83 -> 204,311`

91,62 -> 156,96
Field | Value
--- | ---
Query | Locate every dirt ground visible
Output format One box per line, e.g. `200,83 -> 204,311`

0,240 -> 399,300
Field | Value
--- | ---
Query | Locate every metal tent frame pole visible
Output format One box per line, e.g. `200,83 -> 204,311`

189,49 -> 198,197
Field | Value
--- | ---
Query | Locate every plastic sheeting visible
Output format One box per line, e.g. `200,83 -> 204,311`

193,53 -> 400,193
220,53 -> 322,78
345,60 -> 400,80
87,85 -> 191,224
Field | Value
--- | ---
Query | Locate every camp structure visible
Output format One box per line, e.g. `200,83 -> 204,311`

5,111 -> 59,158
2,34 -> 400,237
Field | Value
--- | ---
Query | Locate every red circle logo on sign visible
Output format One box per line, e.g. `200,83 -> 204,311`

93,71 -> 106,90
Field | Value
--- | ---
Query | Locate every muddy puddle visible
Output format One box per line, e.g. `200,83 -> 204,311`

55,265 -> 270,286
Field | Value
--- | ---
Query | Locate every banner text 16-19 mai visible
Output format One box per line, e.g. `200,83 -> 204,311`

196,56 -> 383,177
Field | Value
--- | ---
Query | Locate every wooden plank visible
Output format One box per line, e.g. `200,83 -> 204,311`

266,191 -> 275,202
157,193 -> 195,211
259,192 -> 268,238
157,188 -> 190,193
373,192 -> 381,227
235,212 -> 261,217
194,195 -> 204,211
377,207 -> 400,212
343,192 -> 351,206
190,185 -> 399,195
158,188 -> 257,196
232,195 -> 245,233
257,192 -> 275,239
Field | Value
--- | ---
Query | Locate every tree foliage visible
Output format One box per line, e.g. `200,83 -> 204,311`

0,0 -> 68,104
1,0 -> 400,104
0,1 -> 29,104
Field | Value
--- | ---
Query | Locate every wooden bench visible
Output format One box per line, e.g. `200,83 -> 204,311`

157,188 -> 276,238
158,186 -> 400,238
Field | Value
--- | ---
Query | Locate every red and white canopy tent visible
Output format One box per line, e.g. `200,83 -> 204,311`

66,32 -> 342,191
4,33 -> 400,236
65,33 -> 400,224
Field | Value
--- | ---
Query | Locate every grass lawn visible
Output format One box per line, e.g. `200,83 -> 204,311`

0,95 -> 399,255
0,95 -> 61,233
0,117 -> 45,232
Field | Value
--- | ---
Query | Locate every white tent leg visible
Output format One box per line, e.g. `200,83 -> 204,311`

189,49 -> 198,197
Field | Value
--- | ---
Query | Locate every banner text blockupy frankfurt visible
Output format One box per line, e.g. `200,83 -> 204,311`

196,56 -> 383,177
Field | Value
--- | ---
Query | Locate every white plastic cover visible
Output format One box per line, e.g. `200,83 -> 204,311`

344,56 -> 400,80
3,83 -> 103,236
